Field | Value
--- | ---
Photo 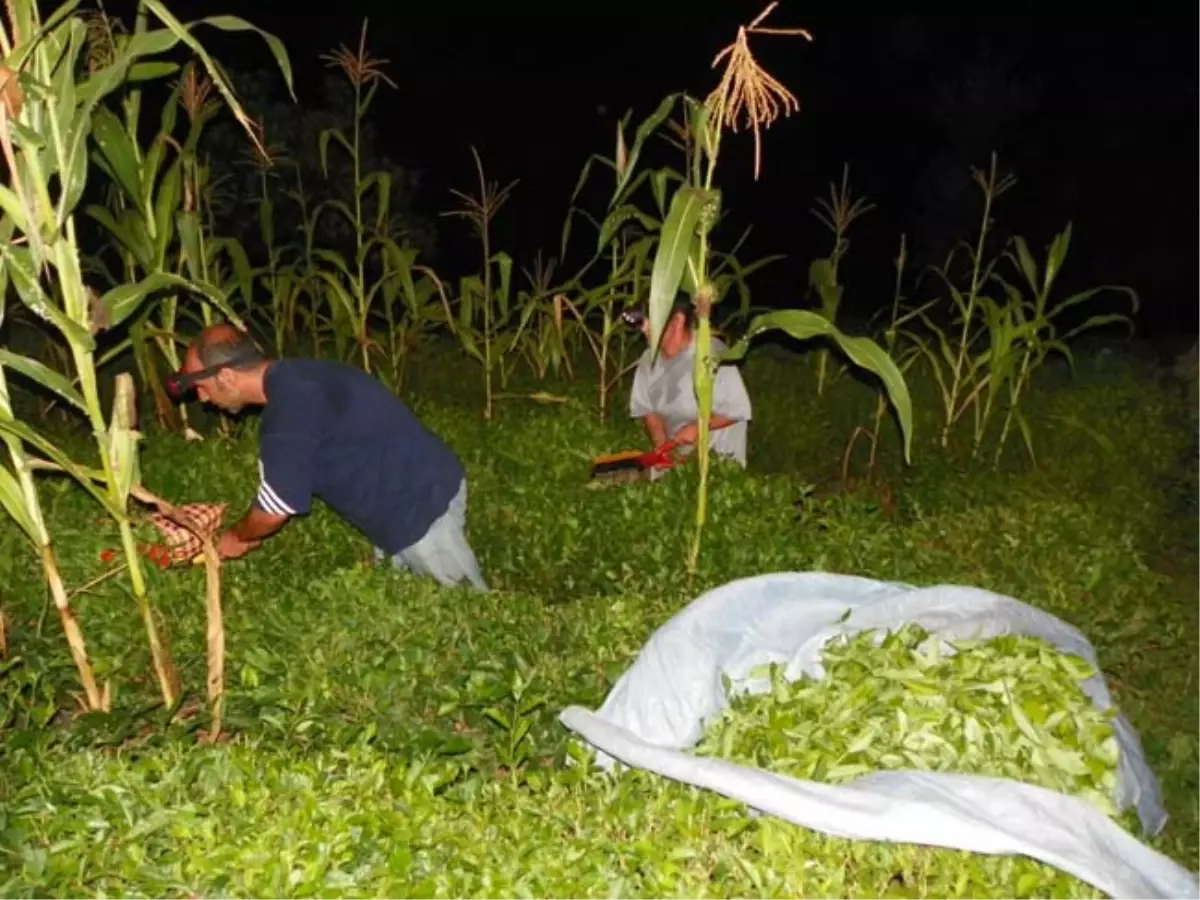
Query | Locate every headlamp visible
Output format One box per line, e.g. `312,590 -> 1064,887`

165,346 -> 262,401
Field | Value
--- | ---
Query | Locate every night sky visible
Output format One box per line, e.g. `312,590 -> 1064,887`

131,2 -> 1197,339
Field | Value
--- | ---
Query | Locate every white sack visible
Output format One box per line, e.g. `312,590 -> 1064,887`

559,572 -> 1199,900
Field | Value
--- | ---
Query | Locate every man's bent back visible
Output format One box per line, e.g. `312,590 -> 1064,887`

257,358 -> 487,589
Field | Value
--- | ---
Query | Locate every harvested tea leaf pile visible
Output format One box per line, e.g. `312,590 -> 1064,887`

695,625 -> 1122,817
686,626 -> 1144,896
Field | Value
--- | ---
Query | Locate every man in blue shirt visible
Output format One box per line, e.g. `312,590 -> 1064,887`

176,323 -> 488,591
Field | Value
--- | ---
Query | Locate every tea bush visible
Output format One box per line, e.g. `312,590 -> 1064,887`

0,345 -> 1195,898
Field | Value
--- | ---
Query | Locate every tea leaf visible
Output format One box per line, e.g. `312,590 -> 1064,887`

696,626 -> 1123,821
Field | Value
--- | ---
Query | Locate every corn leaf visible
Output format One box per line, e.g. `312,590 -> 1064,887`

0,462 -> 37,544
723,309 -> 914,464
0,350 -> 88,415
0,420 -> 118,517
611,93 -> 678,208
101,272 -> 239,331
646,187 -> 713,355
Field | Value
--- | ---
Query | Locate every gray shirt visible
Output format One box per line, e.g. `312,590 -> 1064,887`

629,335 -> 753,467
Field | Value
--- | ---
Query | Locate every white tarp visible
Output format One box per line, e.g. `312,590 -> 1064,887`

559,572 -> 1199,900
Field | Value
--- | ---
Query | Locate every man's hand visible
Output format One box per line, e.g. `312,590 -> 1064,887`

673,422 -> 698,445
672,415 -> 737,446
217,504 -> 290,560
217,529 -> 260,560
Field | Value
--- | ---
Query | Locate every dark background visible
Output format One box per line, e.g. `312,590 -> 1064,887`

108,1 -> 1199,340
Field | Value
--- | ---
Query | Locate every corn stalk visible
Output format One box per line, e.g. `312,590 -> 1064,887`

0,0 -> 291,708
313,18 -> 399,374
300,18 -> 398,374
983,223 -> 1138,466
808,163 -> 874,395
256,161 -> 323,357
916,153 -> 1016,450
643,5 -> 914,574
841,234 -> 931,486
509,251 -> 578,383
443,146 -> 519,419
84,60 -> 250,439
0,232 -> 102,710
372,244 -> 454,395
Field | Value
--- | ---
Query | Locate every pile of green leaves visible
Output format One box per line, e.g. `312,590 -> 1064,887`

697,626 -> 1122,819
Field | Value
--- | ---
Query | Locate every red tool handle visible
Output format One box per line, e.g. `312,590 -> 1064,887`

639,440 -> 681,470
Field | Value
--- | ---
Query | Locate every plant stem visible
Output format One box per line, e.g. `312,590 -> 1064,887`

43,520 -> 103,710
116,515 -> 178,706
69,300 -> 177,708
942,154 -> 1000,448
352,79 -> 370,373
687,306 -> 713,575
685,105 -> 724,576
482,218 -> 493,422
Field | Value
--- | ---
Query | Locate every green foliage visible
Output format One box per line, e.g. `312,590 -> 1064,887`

201,64 -> 435,262
906,155 -> 1140,466
0,0 -> 293,711
0,6 -> 1192,897
629,87 -> 913,573
698,627 -> 1123,818
724,308 -> 914,464
806,164 -> 875,395
0,346 -> 1195,898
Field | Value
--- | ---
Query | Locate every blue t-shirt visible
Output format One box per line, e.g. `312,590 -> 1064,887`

252,358 -> 466,553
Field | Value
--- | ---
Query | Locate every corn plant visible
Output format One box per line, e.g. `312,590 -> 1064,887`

840,234 -> 931,486
561,230 -> 657,422
642,4 -> 914,573
442,145 -> 519,419
560,93 -> 680,281
311,19 -> 400,374
558,266 -> 647,422
0,0 -> 291,709
228,155 -> 322,359
175,138 -> 257,444
910,153 -> 1139,466
237,122 -> 301,358
372,244 -> 454,395
807,163 -> 874,395
511,251 -> 577,383
658,97 -> 787,334
981,223 -> 1138,466
0,221 -> 103,711
914,152 -> 1016,450
84,60 -> 252,438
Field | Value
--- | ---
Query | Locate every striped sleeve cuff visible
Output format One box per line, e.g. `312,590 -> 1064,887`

255,460 -> 296,516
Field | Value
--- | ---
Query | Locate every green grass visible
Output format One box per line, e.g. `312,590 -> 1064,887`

0,340 -> 1196,898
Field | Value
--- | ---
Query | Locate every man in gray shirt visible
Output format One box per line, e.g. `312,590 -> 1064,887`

627,297 -> 753,469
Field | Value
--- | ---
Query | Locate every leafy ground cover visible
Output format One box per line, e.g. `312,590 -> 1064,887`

1,343 -> 1196,898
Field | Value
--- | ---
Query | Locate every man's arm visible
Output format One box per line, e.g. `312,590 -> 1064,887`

217,491 -> 297,560
671,362 -> 752,445
231,505 -> 288,542
629,359 -> 672,448
642,412 -> 669,447
217,506 -> 287,559
671,414 -> 737,446
219,383 -> 320,560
